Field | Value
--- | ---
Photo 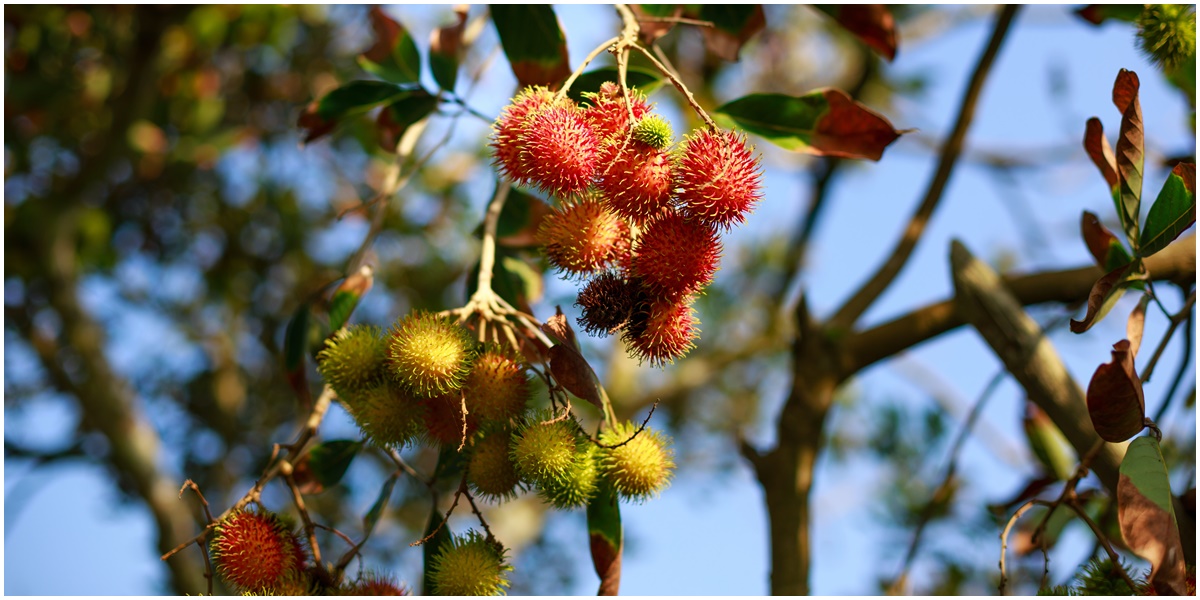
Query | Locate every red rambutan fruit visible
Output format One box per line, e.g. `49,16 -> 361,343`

630,211 -> 722,299
463,349 -> 531,423
675,129 -> 763,229
519,104 -> 599,199
623,294 -> 700,367
583,82 -> 650,151
575,271 -> 645,336
597,140 -> 675,225
209,509 -> 306,593
490,86 -> 559,184
536,196 -> 632,277
340,573 -> 409,595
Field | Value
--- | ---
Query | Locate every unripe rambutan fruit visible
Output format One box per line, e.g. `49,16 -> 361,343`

623,294 -> 700,367
429,530 -> 511,596
675,129 -> 763,229
519,105 -> 598,199
598,421 -> 675,501
464,349 -> 531,423
490,86 -> 559,184
575,271 -> 645,336
339,573 -> 409,595
511,414 -> 580,486
583,82 -> 650,152
317,325 -> 387,400
210,509 -> 306,593
537,443 -> 600,509
1137,4 -> 1196,70
597,140 -> 674,225
632,115 -> 674,150
536,195 -> 632,277
387,312 -> 476,398
420,391 -> 480,447
467,428 -> 522,502
343,381 -> 425,448
631,211 -> 722,299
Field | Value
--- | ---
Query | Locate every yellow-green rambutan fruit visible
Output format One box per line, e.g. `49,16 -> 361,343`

429,530 -> 511,596
464,349 -> 531,424
467,428 -> 523,502
598,421 -> 675,502
317,325 -> 388,400
420,391 -> 480,447
343,381 -> 425,448
537,442 -> 600,509
210,508 -> 307,593
339,572 -> 409,595
510,414 -> 580,486
1138,4 -> 1196,70
632,114 -> 674,150
387,312 -> 477,398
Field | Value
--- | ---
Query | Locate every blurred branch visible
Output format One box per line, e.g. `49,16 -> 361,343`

1139,289 -> 1196,385
1153,301 -> 1194,423
830,5 -> 1019,330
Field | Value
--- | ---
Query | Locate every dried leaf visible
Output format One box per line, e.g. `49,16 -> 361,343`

1118,437 -> 1188,595
1127,294 -> 1149,358
1069,263 -> 1133,334
1113,69 -> 1144,247
1080,210 -> 1132,271
1086,339 -> 1146,442
542,309 -> 604,409
1083,117 -> 1119,192
815,5 -> 897,61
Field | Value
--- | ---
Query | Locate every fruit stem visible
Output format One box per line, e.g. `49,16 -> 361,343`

474,179 -> 512,301
629,42 -> 717,130
554,36 -> 621,102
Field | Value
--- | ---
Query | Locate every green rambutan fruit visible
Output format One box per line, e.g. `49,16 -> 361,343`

511,414 -> 580,486
464,349 -> 531,423
675,128 -> 763,229
317,325 -> 387,400
467,428 -> 523,502
630,211 -> 722,300
420,391 -> 480,447
598,421 -> 675,502
623,293 -> 700,367
343,381 -> 425,448
1138,4 -> 1196,71
339,572 -> 409,595
537,442 -> 600,509
429,530 -> 512,596
387,312 -> 477,398
210,508 -> 307,593
535,195 -> 632,277
632,114 -> 674,150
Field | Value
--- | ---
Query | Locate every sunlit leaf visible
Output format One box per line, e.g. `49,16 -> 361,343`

1118,436 -> 1188,595
1112,69 -> 1144,248
814,5 -> 897,61
490,5 -> 571,89
307,439 -> 363,488
1127,294 -> 1150,358
1138,162 -> 1196,258
542,310 -> 606,409
715,90 -> 902,160
359,6 -> 422,85
1083,117 -> 1119,193
1023,402 -> 1076,481
329,265 -> 374,332
1086,339 -> 1145,442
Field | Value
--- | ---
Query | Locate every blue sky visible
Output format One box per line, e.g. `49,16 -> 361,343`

4,5 -> 1195,596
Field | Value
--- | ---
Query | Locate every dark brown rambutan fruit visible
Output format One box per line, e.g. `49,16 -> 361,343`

575,271 -> 645,336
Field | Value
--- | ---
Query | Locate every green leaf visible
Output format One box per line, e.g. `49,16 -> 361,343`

316,80 -> 410,121
358,6 -> 422,85
490,5 -> 571,88
466,250 -> 543,311
307,440 -> 363,487
696,5 -> 765,62
1118,436 -> 1188,594
363,472 -> 399,534
568,67 -> 665,103
429,6 -> 468,91
814,5 -> 897,61
328,265 -> 374,332
1138,163 -> 1196,258
421,506 -> 454,595
1112,69 -> 1145,249
587,482 -> 623,595
1023,402 -> 1077,480
1085,339 -> 1145,442
716,90 -> 902,160
1075,4 -> 1145,25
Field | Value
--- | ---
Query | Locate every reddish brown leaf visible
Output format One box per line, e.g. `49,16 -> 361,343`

590,532 -> 622,595
298,100 -> 337,145
697,5 -> 765,62
1127,294 -> 1149,358
631,5 -> 681,45
1112,69 -> 1141,114
1080,210 -> 1130,271
1176,161 -> 1197,192
813,89 -> 903,161
1084,117 -> 1119,191
363,6 -> 402,66
1118,438 -> 1188,595
1086,339 -> 1145,442
1070,264 -> 1132,334
542,309 -> 602,408
1113,69 -> 1145,244
825,5 -> 897,61
430,5 -> 468,57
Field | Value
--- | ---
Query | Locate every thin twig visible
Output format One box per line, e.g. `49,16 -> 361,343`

554,36 -> 621,101
1000,498 -> 1045,595
1063,499 -> 1139,592
282,467 -> 324,572
178,480 -> 215,524
628,43 -> 717,129
830,4 -> 1020,329
592,401 -> 659,449
1140,289 -> 1196,384
411,475 -> 469,547
461,481 -> 495,541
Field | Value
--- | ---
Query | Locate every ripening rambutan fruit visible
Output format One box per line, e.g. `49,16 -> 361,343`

467,428 -> 522,502
463,349 -> 531,423
624,294 -> 700,367
583,82 -> 650,151
675,129 -> 763,229
429,530 -> 512,596
420,391 -> 480,447
575,271 -> 644,336
1137,4 -> 1196,70
343,381 -> 425,448
339,573 -> 409,595
536,195 -> 632,277
490,86 -> 559,184
598,421 -> 675,501
519,104 -> 598,199
597,140 -> 674,225
511,414 -> 580,486
387,312 -> 476,398
210,509 -> 306,593
317,325 -> 387,400
632,114 -> 674,150
537,443 -> 600,509
630,211 -> 722,299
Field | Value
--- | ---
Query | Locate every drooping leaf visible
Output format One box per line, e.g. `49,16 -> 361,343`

1127,294 -> 1150,358
298,80 -> 410,144
1080,211 -> 1132,272
1023,402 -> 1077,481
587,482 -> 623,595
363,472 -> 400,534
307,439 -> 363,488
284,303 -> 313,408
329,265 -> 374,332
715,90 -> 902,160
1086,339 -> 1145,442
567,67 -> 665,104
490,5 -> 571,89
695,5 -> 765,62
1138,162 -> 1196,258
1112,69 -> 1145,248
1074,4 -> 1145,25
376,88 -> 438,152
1070,263 -> 1135,334
359,6 -> 422,85
421,506 -> 454,595
1118,436 -> 1188,595
814,5 -> 898,61
542,310 -> 606,409
429,5 -> 468,91
631,5 -> 682,45
1083,117 -> 1119,193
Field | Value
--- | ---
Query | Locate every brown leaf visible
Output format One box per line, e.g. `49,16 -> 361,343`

1080,210 -> 1124,269
497,199 -> 554,248
1083,117 -> 1119,191
699,5 -> 765,62
1086,339 -> 1145,442
297,100 -> 337,145
542,308 -> 602,408
1112,69 -> 1141,114
1127,294 -> 1149,358
631,5 -> 681,45
812,88 -> 904,161
1119,473 -> 1188,595
363,6 -> 403,66
590,533 -> 622,595
828,5 -> 897,61
1069,264 -> 1132,334
1113,69 -> 1144,242
430,5 -> 468,57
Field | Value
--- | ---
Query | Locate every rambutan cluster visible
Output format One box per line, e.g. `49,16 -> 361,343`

490,82 -> 763,366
